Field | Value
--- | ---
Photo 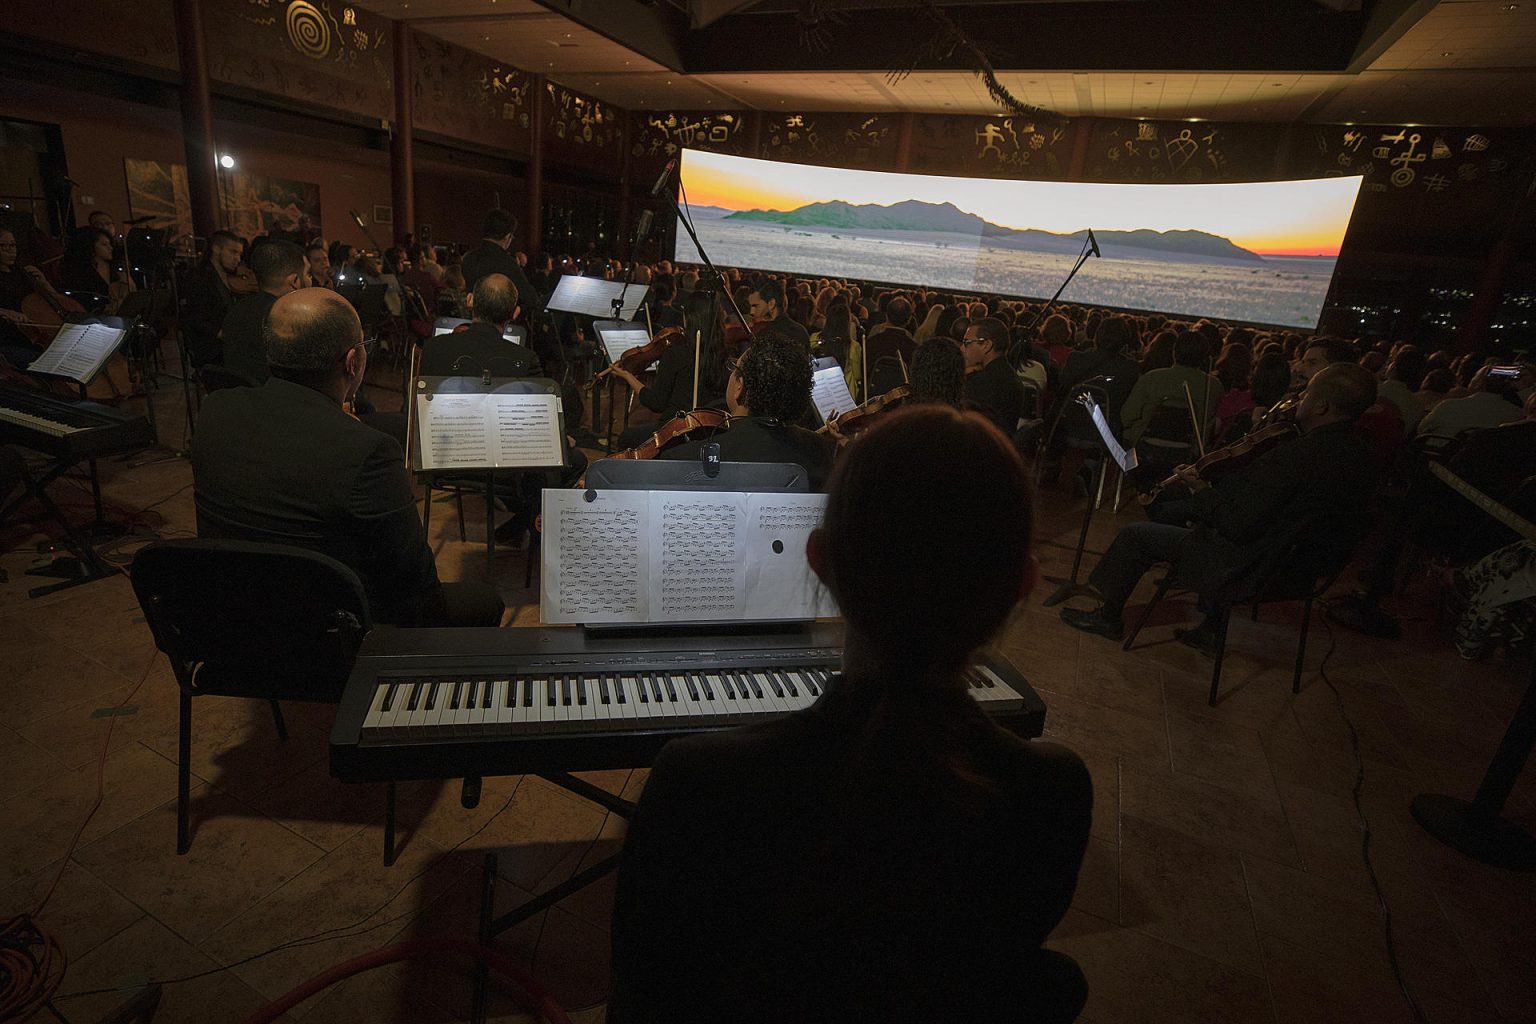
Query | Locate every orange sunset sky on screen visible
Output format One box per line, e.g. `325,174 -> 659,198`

681,150 -> 1361,258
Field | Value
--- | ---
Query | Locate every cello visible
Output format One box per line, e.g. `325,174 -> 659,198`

18,267 -> 135,401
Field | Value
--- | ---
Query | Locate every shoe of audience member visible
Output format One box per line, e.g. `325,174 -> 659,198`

1060,606 -> 1124,641
1326,594 -> 1402,639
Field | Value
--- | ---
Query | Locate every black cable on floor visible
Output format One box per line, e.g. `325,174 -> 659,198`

1314,599 -> 1428,1024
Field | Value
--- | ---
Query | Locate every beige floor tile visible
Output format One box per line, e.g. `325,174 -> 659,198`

17,675 -> 181,770
0,724 -> 72,803
50,915 -> 271,1024
1273,779 -> 1432,901
1260,933 -> 1428,1024
1119,815 -> 1262,974
0,643 -> 131,727
1037,685 -> 1171,770
0,741 -> 179,889
0,858 -> 144,961
292,959 -> 455,1023
1048,907 -> 1272,1024
475,775 -> 610,895
205,830 -> 477,1002
1071,836 -> 1120,923
75,785 -> 327,941
1165,708 -> 1278,798
391,773 -> 526,855
1120,761 -> 1299,865
1053,647 -> 1169,718
247,761 -> 389,852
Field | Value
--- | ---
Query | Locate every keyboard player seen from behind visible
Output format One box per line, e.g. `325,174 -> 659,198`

192,288 -> 503,628
610,405 -> 1092,1024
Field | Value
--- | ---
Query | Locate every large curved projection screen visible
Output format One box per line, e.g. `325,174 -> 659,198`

673,148 -> 1363,329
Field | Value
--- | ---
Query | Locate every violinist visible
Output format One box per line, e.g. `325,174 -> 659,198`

811,303 -> 863,403
1060,363 -> 1381,653
180,230 -> 248,368
0,228 -> 47,367
660,335 -> 836,492
961,317 -> 1023,438
61,227 -> 132,314
645,276 -> 686,333
607,315 -> 730,452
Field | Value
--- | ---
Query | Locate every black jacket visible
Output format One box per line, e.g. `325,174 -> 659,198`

418,322 -> 542,378
1060,348 -> 1140,433
754,313 -> 810,350
460,241 -> 545,317
964,356 -> 1025,437
220,290 -> 278,384
661,416 -> 836,491
180,263 -> 231,368
635,343 -> 720,417
609,672 -> 1092,1024
192,378 -> 441,625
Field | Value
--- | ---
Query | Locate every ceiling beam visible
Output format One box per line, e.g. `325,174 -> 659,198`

691,0 -> 764,30
1346,0 -> 1440,73
532,0 -> 689,72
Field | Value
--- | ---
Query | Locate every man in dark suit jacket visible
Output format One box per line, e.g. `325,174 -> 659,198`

219,239 -> 305,384
962,316 -> 1025,437
1061,362 -> 1381,647
418,273 -> 541,378
460,209 -> 544,317
192,288 -> 503,627
662,334 -> 835,491
180,230 -> 247,368
746,278 -> 810,350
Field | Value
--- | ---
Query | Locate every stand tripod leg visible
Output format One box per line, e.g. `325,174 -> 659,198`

1041,464 -> 1102,608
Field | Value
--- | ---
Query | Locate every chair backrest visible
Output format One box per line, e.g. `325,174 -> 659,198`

1244,508 -> 1376,604
338,282 -> 388,334
130,539 -> 372,702
198,365 -> 256,393
869,355 -> 906,398
1141,401 -> 1198,446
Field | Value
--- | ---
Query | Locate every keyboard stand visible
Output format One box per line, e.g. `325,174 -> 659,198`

469,771 -> 637,1024
2,455 -> 116,598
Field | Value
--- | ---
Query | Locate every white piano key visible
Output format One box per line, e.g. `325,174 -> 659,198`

361,682 -> 393,734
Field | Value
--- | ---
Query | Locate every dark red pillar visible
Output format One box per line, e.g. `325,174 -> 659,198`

390,20 -> 415,244
895,113 -> 915,172
1068,118 -> 1094,182
618,114 -> 634,260
173,0 -> 221,238
528,75 -> 546,255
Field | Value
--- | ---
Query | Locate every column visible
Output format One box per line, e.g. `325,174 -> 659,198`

172,0 -> 221,237
895,113 -> 915,172
528,74 -> 546,254
390,19 -> 415,244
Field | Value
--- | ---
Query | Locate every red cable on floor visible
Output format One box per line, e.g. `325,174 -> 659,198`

237,936 -> 572,1024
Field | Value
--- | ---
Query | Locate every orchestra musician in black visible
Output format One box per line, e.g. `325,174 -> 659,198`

611,405 -> 1092,1024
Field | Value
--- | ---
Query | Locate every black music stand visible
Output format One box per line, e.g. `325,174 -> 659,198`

1410,656 -> 1536,871
1041,389 -> 1136,607
590,319 -> 652,446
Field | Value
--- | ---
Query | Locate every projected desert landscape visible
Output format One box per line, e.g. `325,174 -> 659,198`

674,151 -> 1362,328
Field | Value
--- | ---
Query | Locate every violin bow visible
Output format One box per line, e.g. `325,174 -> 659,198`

897,349 -> 910,384
1182,382 -> 1207,459
691,329 -> 702,409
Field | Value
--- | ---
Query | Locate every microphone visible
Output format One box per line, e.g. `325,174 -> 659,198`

650,159 -> 677,198
633,208 -> 654,242
1087,229 -> 1100,258
349,209 -> 368,230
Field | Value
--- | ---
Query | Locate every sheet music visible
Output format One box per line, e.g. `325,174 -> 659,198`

27,323 -> 126,384
542,489 -> 648,622
540,489 -> 831,625
810,364 -> 857,424
652,494 -> 747,621
744,494 -> 834,619
1087,400 -> 1138,473
414,392 -> 564,470
595,326 -> 650,365
547,276 -> 649,320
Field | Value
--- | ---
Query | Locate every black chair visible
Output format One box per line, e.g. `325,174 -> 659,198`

129,539 -> 398,860
1122,510 -> 1375,706
197,364 -> 256,393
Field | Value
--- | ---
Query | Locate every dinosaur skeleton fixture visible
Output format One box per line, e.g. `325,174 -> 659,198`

886,2 -> 1064,125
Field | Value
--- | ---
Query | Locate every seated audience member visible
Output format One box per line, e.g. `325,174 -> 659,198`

961,316 -> 1024,438
812,303 -> 864,401
907,336 -> 966,408
660,335 -> 836,490
180,230 -> 247,367
221,239 -> 306,384
1416,364 -> 1525,442
1119,331 -> 1225,447
192,289 -> 503,628
401,244 -> 442,314
645,276 -> 686,333
865,294 -> 916,366
1376,348 -> 1428,436
1294,336 -> 1402,456
1417,368 -> 1454,414
611,405 -> 1091,1024
1212,343 -> 1254,431
747,277 -> 811,350
1041,313 -> 1074,367
418,273 -> 540,378
1061,363 -> 1380,649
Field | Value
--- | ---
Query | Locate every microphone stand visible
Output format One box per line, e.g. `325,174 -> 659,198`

667,186 -> 754,348
1011,233 -> 1098,372
594,213 -> 655,446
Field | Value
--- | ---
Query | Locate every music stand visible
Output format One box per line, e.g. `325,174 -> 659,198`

1041,389 -> 1136,607
589,320 -> 654,444
545,276 -> 648,321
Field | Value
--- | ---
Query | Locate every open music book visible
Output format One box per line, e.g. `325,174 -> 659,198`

414,391 -> 565,471
809,362 -> 858,425
27,322 -> 127,384
541,488 -> 835,625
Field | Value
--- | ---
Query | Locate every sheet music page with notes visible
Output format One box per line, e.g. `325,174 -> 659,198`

540,489 -> 830,625
415,392 -> 563,471
541,489 -> 649,622
809,364 -> 857,425
27,323 -> 125,384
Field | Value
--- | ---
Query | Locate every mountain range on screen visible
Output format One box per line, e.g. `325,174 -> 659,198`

719,199 -> 1266,262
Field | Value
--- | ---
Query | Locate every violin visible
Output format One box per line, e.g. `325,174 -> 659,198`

817,385 -> 910,444
1138,396 -> 1299,505
591,326 -> 686,388
605,407 -> 731,461
18,268 -> 135,401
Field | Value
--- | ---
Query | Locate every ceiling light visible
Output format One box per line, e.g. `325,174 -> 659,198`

218,154 -> 235,169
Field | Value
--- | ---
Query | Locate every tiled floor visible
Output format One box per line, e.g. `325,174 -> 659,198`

2,370 -> 1533,1023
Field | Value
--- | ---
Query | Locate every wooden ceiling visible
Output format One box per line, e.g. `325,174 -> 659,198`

350,0 -> 1536,125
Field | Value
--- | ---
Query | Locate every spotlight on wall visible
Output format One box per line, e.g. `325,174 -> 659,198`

219,154 -> 236,169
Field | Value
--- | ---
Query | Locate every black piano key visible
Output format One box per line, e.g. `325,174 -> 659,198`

616,676 -> 626,704
637,674 -> 650,703
576,677 -> 588,706
449,681 -> 462,711
407,682 -> 425,712
480,681 -> 493,709
506,678 -> 518,708
663,674 -> 680,702
424,681 -> 440,712
777,670 -> 798,698
765,672 -> 785,699
545,678 -> 556,707
719,673 -> 738,700
744,671 -> 765,699
561,676 -> 573,706
523,678 -> 535,707
801,669 -> 820,696
599,675 -> 612,704
694,672 -> 714,700
680,673 -> 699,701
380,683 -> 398,712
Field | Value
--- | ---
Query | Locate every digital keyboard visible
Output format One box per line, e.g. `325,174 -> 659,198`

329,623 -> 1048,783
0,386 -> 154,462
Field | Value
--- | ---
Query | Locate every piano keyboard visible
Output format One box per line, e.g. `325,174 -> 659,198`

360,664 -> 1025,741
0,404 -> 85,437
